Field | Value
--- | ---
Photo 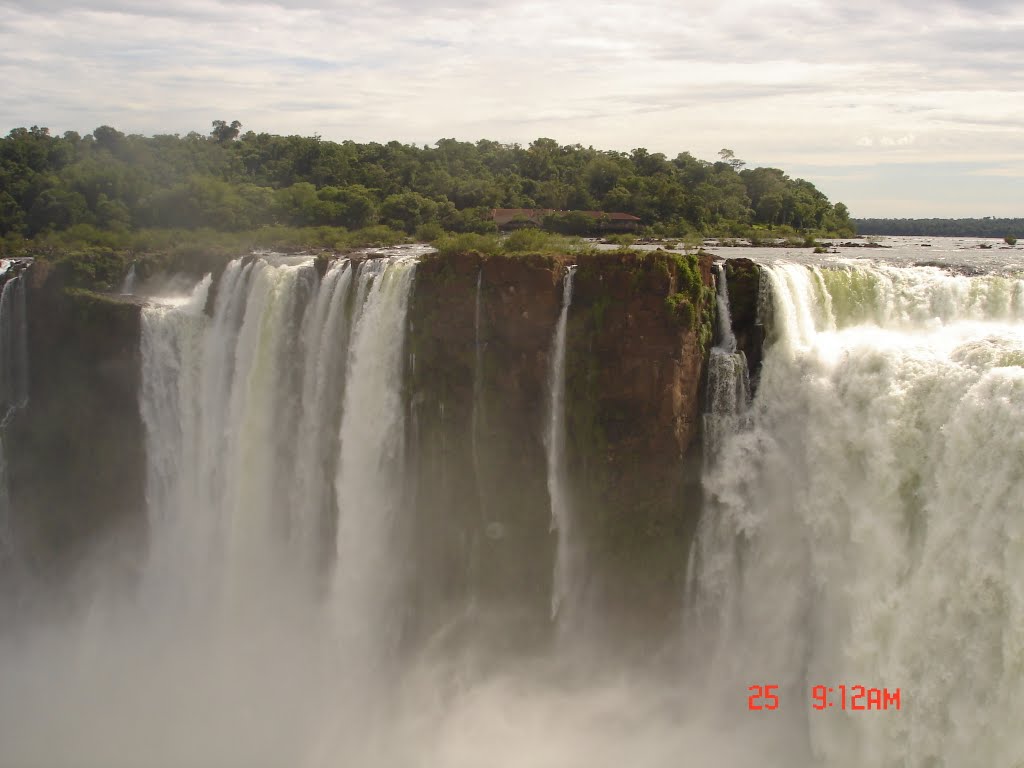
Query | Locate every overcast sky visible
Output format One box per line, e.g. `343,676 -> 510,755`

1,0 -> 1021,217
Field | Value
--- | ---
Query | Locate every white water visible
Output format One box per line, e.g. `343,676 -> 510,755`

120,262 -> 137,294
471,268 -> 485,507
332,256 -> 416,673
690,261 -> 1024,767
545,265 -> 579,627
703,265 -> 751,461
5,249 -> 1024,767
713,263 -> 738,354
0,263 -> 28,563
140,256 -> 322,616
290,259 -> 355,578
42,252 -> 416,765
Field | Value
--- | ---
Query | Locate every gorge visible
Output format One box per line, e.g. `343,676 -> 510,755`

0,241 -> 1021,767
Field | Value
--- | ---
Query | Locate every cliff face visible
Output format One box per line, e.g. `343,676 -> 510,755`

8,261 -> 146,573
566,251 -> 712,646
405,251 -> 569,651
406,249 -> 714,652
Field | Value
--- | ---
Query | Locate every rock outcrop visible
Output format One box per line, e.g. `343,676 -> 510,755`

406,249 -> 714,652
8,261 -> 146,575
724,257 -> 764,388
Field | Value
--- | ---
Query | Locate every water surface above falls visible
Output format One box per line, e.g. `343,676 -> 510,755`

599,234 -> 1024,274
0,245 -> 1021,767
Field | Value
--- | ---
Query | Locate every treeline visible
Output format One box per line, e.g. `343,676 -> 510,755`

854,218 -> 1022,238
0,122 -> 854,244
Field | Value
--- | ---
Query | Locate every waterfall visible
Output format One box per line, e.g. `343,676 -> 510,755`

0,265 -> 28,418
689,261 -> 1024,767
139,255 -> 396,617
9,245 -> 1024,767
289,259 -> 355,578
546,265 -> 578,626
120,263 -> 137,295
471,268 -> 485,504
332,256 -> 417,675
0,263 -> 28,563
703,264 -> 750,462
713,262 -> 738,353
141,258 -> 320,615
467,268 -> 486,608
133,252 -> 422,765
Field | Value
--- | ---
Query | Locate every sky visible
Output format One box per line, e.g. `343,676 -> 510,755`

0,0 -> 1021,218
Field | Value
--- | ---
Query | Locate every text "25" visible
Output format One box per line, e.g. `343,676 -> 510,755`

748,684 -> 780,711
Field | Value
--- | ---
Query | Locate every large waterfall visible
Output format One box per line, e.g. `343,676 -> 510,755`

2,246 -> 1023,768
690,261 -> 1024,767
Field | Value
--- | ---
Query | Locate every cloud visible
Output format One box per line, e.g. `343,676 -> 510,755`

879,135 -> 916,147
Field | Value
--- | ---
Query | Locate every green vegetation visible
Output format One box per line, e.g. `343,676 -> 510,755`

1,123 -> 855,264
1007,235 -> 1018,246
663,252 -> 705,333
430,228 -> 587,258
853,217 -> 1024,238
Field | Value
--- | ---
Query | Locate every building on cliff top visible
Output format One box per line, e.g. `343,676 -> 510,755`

491,208 -> 642,232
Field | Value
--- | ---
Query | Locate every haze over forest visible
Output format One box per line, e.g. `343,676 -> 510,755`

0,123 -> 855,243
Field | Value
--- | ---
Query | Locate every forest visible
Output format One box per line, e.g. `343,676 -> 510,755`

0,121 -> 854,258
854,217 -> 1022,239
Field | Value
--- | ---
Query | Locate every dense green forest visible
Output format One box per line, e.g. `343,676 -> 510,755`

0,122 -> 854,253
854,218 -> 1022,239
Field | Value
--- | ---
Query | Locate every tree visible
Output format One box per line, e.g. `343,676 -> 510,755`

380,191 -> 438,233
0,122 -> 853,241
0,191 -> 26,235
718,148 -> 745,171
211,120 -> 242,143
92,125 -> 126,155
316,185 -> 378,228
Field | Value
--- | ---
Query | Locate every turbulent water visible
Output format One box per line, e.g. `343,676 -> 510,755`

1,245 -> 1023,767
691,260 -> 1024,766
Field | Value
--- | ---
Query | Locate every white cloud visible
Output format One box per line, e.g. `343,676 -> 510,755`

0,0 -> 1022,216
879,135 -> 916,146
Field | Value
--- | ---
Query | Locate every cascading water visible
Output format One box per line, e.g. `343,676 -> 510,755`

689,261 -> 1024,767
6,242 -> 1024,768
467,268 -> 486,609
713,263 -> 738,354
546,265 -> 579,627
0,262 -> 28,564
471,268 -> 485,507
288,259 -> 355,577
140,256 -> 323,615
122,252 -> 418,765
139,254 -> 422,620
120,262 -> 137,294
332,256 -> 416,674
703,264 -> 751,462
